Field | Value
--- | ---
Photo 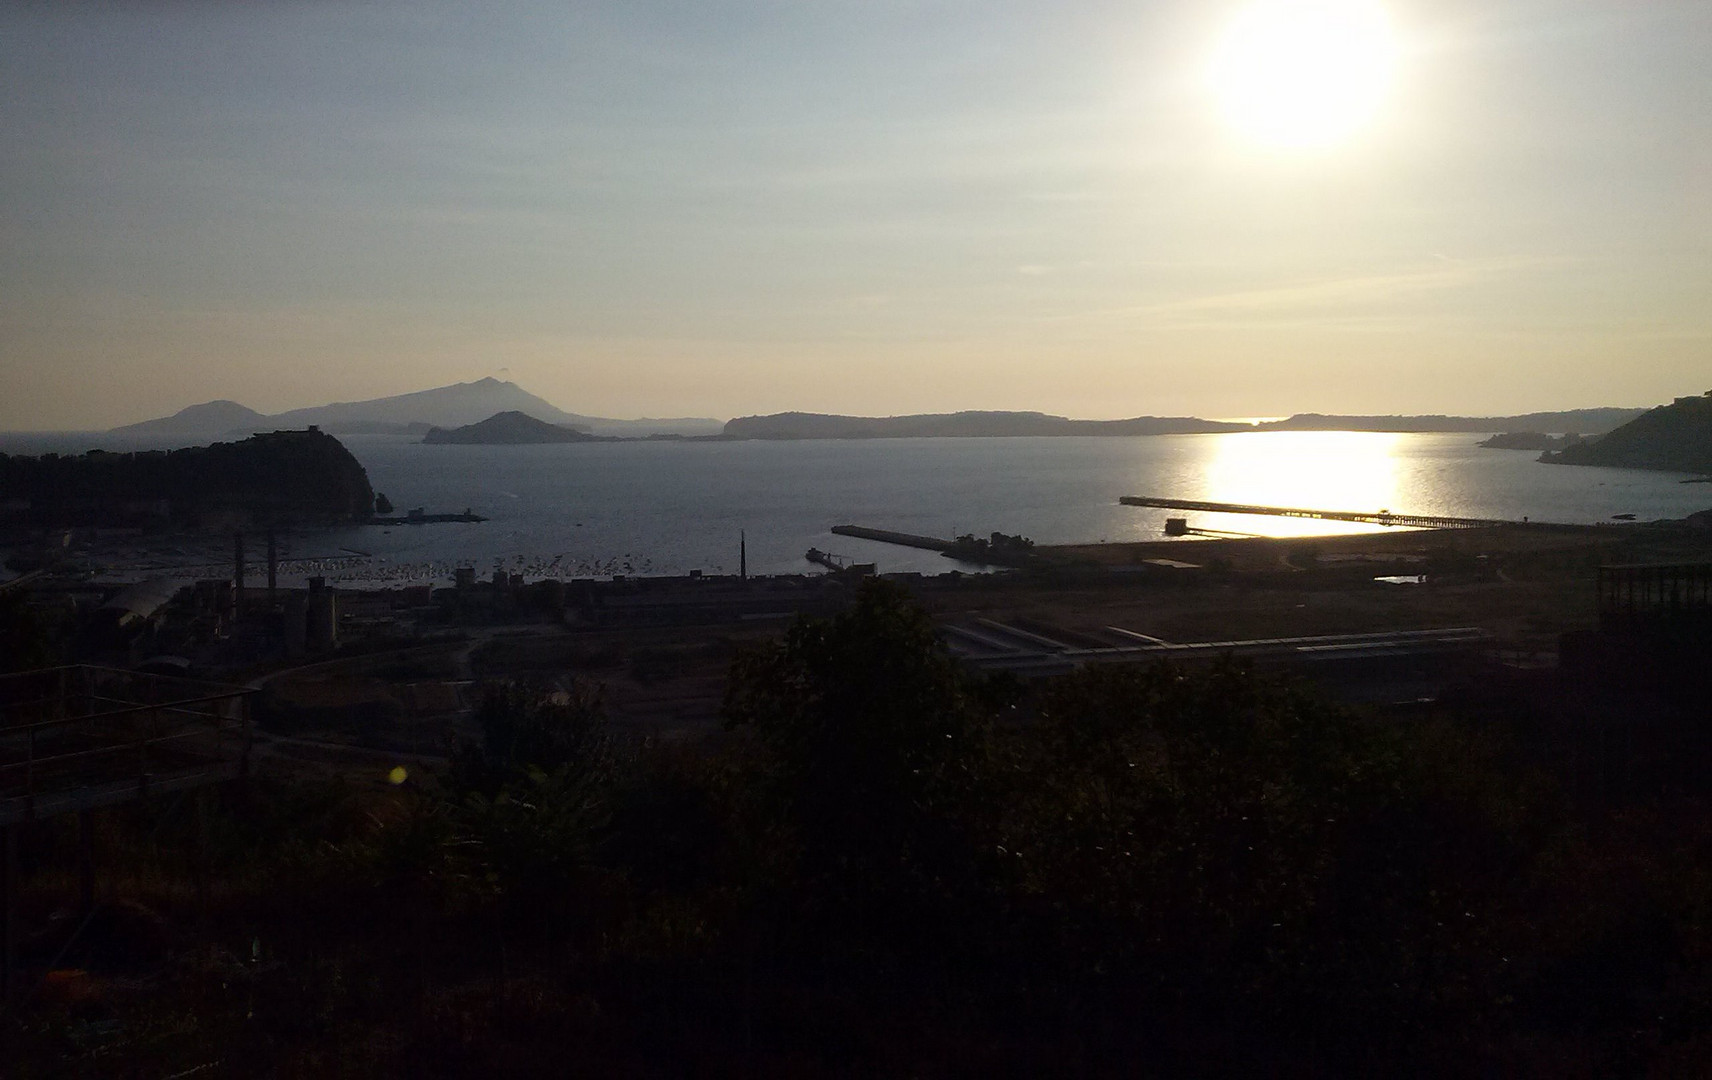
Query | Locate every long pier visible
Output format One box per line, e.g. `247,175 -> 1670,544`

1118,496 -> 1534,530
371,511 -> 487,525
830,525 -> 953,552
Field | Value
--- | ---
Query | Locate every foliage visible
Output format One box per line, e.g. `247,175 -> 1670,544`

441,679 -> 624,924
15,584 -> 1712,1074
723,579 -> 992,926
0,590 -> 61,672
989,661 -> 1534,1033
453,680 -> 612,796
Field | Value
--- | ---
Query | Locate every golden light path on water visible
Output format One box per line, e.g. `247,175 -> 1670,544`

1195,430 -> 1403,539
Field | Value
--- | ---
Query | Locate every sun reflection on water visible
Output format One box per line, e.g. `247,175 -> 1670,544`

1196,431 -> 1403,538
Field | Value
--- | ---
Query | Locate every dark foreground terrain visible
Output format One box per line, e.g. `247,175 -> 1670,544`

5,560 -> 1712,1076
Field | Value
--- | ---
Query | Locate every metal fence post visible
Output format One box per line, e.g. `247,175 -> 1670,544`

1,823 -> 15,1004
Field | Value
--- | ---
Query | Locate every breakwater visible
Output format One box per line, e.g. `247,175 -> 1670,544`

371,511 -> 487,525
830,525 -> 954,552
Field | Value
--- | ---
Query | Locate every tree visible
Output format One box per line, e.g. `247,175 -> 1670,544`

453,680 -> 611,795
0,590 -> 59,672
441,681 -> 623,930
723,580 -> 992,927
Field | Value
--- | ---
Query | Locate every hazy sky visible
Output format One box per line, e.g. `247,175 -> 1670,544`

2,0 -> 1707,428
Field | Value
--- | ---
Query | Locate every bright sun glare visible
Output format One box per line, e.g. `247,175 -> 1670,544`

1208,0 -> 1398,149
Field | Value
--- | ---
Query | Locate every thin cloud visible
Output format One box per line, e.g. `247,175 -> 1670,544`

1051,257 -> 1555,328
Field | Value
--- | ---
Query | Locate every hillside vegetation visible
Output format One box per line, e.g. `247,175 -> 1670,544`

10,582 -> 1712,1074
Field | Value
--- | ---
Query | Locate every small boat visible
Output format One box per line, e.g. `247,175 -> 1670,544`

1611,513 -> 1636,521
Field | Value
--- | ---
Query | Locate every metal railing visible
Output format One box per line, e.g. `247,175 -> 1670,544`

1598,563 -> 1712,621
0,666 -> 253,822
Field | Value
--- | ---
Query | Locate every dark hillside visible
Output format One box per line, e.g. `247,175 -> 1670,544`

1542,392 -> 1712,473
0,428 -> 374,525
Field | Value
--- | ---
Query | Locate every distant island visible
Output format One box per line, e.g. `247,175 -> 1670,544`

722,412 -> 1250,440
718,407 -> 1648,441
1478,432 -> 1588,451
100,380 -> 1656,447
0,428 -> 375,527
1541,392 -> 1712,474
423,411 -> 611,445
1257,408 -> 1645,434
109,378 -> 725,441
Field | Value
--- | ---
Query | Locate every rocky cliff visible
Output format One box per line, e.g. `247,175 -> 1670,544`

0,428 -> 375,526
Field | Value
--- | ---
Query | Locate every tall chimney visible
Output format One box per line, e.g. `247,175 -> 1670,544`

740,530 -> 747,582
266,528 -> 278,603
233,531 -> 245,618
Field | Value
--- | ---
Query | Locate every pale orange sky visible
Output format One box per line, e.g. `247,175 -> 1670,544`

3,0 -> 1707,428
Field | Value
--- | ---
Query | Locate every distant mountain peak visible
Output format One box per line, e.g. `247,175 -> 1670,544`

107,381 -> 720,440
109,399 -> 267,437
257,380 -> 580,431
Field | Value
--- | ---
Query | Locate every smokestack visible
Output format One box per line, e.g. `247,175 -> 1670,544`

233,531 -> 245,618
266,528 -> 278,602
740,530 -> 747,582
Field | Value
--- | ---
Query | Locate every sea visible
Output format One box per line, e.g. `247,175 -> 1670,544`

2,431 -> 1707,586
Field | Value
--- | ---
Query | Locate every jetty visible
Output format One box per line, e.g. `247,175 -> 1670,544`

830,525 -> 954,552
1118,497 -> 1550,530
830,525 -> 1036,567
371,508 -> 487,525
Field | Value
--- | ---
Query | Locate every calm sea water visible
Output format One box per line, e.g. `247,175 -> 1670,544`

4,431 -> 1707,584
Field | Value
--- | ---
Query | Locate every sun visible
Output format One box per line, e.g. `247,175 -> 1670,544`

1208,0 -> 1399,150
